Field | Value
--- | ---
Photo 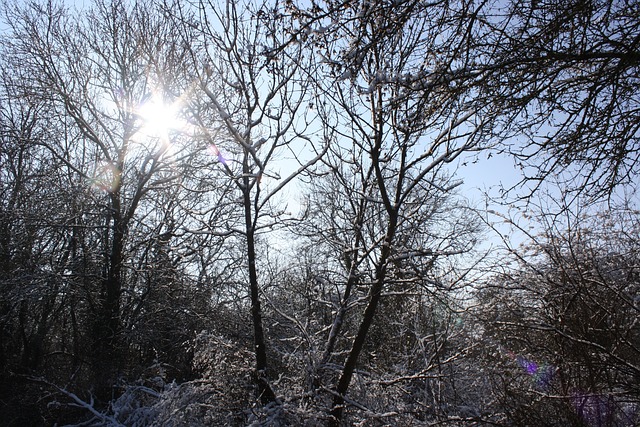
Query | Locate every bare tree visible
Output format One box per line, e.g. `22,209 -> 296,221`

1,0 -> 230,399
282,0 -> 490,422
473,0 -> 640,198
168,0 -> 329,403
474,197 -> 640,425
0,49 -> 102,423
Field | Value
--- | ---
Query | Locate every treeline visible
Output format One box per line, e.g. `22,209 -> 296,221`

0,0 -> 638,425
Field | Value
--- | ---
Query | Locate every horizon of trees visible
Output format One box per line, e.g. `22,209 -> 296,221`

0,0 -> 638,425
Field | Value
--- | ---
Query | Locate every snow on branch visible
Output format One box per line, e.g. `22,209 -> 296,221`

29,376 -> 125,427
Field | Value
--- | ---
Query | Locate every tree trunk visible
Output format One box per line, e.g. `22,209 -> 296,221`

93,188 -> 126,402
321,198 -> 368,371
330,228 -> 396,425
243,167 -> 276,404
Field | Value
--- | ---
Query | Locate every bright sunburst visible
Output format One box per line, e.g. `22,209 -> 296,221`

136,93 -> 183,139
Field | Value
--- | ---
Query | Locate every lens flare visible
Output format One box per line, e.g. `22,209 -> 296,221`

501,347 -> 555,391
208,144 -> 227,165
88,161 -> 120,193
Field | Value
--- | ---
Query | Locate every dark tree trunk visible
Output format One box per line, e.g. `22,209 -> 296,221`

92,187 -> 126,402
329,236 -> 394,425
242,165 -> 276,404
330,132 -> 399,424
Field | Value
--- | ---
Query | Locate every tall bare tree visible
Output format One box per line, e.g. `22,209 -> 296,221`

284,0 -> 490,422
169,0 -> 329,403
1,0 -> 230,398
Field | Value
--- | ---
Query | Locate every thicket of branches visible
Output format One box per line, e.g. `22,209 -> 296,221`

0,0 -> 638,425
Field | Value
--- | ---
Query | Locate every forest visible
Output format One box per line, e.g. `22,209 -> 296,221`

0,0 -> 638,425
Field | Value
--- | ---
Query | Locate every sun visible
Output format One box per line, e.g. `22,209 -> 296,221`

136,93 -> 184,139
